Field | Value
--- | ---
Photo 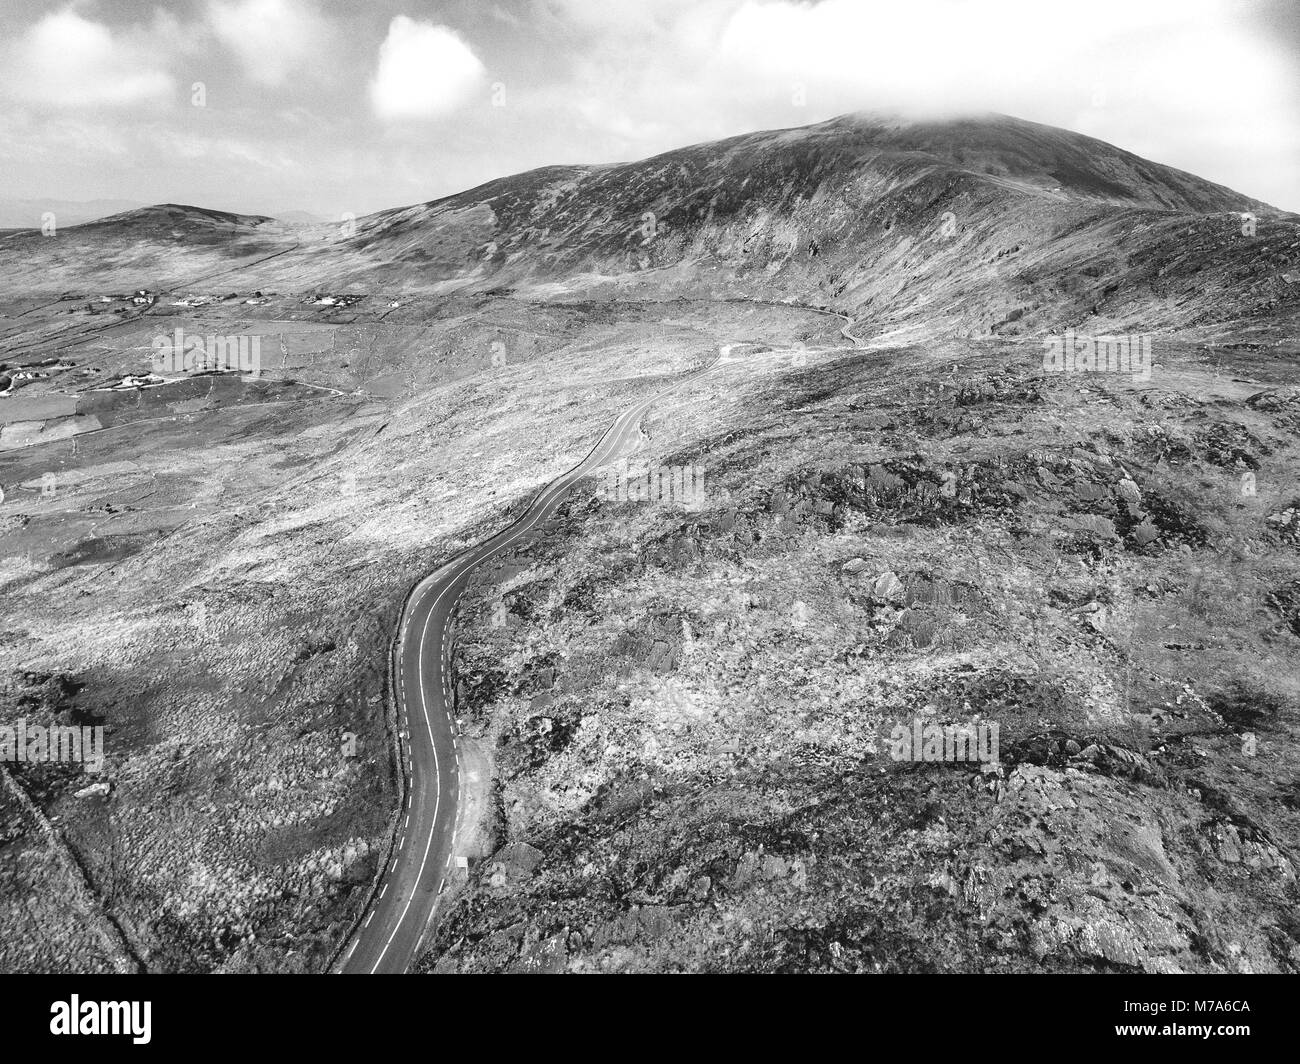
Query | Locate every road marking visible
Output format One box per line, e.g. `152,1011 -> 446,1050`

370,562 -> 454,971
366,358 -> 722,973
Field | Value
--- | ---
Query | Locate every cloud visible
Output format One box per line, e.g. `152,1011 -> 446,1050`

0,8 -> 174,108
703,0 -> 1241,113
1,0 -> 1294,217
209,0 -> 330,87
370,17 -> 486,122
532,0 -> 1298,209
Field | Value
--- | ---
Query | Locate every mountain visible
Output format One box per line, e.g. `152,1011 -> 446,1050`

332,111 -> 1295,338
5,112 -> 1300,977
6,113 -> 1295,343
81,203 -> 276,233
267,209 -> 331,225
360,110 -> 1282,262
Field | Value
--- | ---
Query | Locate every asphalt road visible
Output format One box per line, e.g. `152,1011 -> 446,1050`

338,361 -> 713,973
339,314 -> 864,974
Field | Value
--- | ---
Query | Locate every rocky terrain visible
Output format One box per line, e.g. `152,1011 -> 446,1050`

1,112 -> 1298,972
429,329 -> 1300,973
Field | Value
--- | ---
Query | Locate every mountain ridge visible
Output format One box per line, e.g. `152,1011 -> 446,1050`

2,112 -> 1296,347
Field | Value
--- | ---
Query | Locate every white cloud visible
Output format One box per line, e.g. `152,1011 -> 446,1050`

704,0 -> 1240,115
1,8 -> 174,108
535,0 -> 1299,209
209,0 -> 330,87
370,17 -> 486,122
1,0 -> 1294,218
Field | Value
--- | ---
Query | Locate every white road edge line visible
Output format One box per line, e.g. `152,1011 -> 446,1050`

365,359 -> 722,973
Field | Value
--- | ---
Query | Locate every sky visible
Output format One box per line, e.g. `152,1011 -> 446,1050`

0,0 -> 1296,220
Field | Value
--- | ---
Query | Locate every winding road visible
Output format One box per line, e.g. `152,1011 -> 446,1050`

339,309 -> 864,974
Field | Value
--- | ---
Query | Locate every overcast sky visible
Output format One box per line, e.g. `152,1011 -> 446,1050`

1,0 -> 1296,219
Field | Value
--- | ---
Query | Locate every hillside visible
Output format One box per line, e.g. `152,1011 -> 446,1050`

1,112 -> 1299,974
4,113 -> 1296,346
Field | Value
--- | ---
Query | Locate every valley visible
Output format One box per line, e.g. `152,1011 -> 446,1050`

2,112 -> 1299,974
